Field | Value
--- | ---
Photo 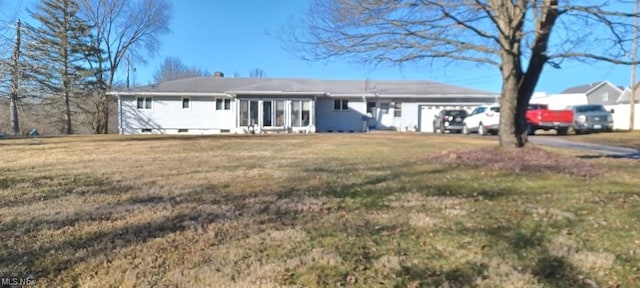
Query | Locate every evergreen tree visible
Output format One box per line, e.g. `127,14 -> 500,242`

23,0 -> 95,134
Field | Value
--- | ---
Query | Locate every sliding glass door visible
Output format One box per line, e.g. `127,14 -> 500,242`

262,100 -> 286,127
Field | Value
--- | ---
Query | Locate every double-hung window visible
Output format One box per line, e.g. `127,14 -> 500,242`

394,101 -> 402,117
333,99 -> 349,111
216,99 -> 231,110
137,97 -> 152,110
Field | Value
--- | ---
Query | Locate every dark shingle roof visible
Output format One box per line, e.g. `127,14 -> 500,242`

113,77 -> 497,98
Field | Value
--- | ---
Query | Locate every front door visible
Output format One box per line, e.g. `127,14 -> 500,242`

263,101 -> 272,127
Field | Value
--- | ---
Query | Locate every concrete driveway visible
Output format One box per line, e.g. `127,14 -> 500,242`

529,136 -> 640,159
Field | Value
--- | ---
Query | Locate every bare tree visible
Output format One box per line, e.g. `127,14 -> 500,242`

153,56 -> 210,83
249,68 -> 266,78
286,0 -> 640,147
79,0 -> 171,134
8,20 -> 22,135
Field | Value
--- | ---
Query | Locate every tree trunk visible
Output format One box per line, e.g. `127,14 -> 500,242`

10,97 -> 20,136
64,90 -> 73,134
498,55 -> 524,147
102,95 -> 109,134
497,1 -> 559,148
10,20 -> 22,136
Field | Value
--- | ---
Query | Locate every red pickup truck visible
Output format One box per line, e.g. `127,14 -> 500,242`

526,104 -> 574,135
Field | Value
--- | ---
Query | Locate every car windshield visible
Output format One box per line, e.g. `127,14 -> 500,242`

445,110 -> 467,116
472,107 -> 486,114
574,105 -> 606,113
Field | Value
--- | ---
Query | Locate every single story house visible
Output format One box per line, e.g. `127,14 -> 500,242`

108,76 -> 498,135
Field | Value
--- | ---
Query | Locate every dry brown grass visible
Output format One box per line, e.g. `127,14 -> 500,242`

1,133 -> 639,287
569,130 -> 640,149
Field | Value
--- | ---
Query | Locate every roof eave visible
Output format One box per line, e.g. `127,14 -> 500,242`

227,91 -> 326,96
106,91 -> 231,97
324,93 -> 497,98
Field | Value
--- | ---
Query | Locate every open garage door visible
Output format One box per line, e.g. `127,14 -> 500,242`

420,105 -> 470,133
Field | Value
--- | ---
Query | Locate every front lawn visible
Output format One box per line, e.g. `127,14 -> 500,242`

1,134 -> 638,287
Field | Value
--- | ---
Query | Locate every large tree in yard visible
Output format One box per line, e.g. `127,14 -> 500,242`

23,0 -> 96,135
78,0 -> 171,134
286,0 -> 640,147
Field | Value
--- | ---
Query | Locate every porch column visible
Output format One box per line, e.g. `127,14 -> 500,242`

311,96 -> 315,127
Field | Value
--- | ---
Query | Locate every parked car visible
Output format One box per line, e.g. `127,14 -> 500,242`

526,104 -> 574,135
462,104 -> 500,136
433,109 -> 468,133
571,104 -> 614,134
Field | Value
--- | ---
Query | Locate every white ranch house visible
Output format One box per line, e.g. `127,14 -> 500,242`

108,77 -> 498,134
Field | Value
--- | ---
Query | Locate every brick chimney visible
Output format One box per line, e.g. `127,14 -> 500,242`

214,71 -> 224,78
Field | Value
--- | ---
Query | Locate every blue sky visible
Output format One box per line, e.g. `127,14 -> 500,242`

1,0 -> 636,94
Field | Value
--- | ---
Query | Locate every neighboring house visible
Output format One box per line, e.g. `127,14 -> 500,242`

530,92 -> 589,110
530,80 -> 623,109
608,85 -> 640,130
108,76 -> 498,135
530,80 -> 640,130
561,80 -> 624,106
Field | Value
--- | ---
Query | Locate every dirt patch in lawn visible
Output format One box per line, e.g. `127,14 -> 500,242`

428,146 -> 602,177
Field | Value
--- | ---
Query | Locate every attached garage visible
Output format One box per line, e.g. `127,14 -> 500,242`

418,105 -> 478,133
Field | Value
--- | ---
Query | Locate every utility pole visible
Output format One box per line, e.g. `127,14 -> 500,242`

126,54 -> 130,88
9,19 -> 22,136
631,0 -> 639,131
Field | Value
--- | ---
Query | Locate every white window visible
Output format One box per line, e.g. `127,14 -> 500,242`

291,100 -> 312,127
137,97 -> 152,110
602,92 -> 609,102
394,101 -> 402,117
333,99 -> 349,111
182,97 -> 190,109
216,98 -> 231,110
239,100 -> 259,126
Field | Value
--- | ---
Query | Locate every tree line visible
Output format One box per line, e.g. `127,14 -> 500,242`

0,0 -> 268,136
0,0 -> 171,135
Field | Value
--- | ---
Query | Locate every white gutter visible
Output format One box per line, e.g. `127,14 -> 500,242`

106,91 -> 231,97
227,91 -> 326,96
326,93 -> 377,97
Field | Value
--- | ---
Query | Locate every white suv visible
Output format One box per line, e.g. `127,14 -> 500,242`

462,104 -> 500,136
